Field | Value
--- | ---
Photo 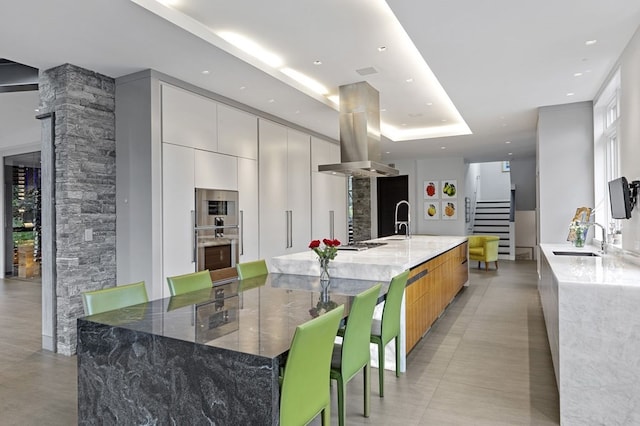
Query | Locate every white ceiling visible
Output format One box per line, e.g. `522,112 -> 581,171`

1,0 -> 639,163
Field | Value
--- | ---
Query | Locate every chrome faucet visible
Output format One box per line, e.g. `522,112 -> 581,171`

581,221 -> 607,253
394,200 -> 411,239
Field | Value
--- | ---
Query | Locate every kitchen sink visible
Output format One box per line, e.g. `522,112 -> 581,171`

552,251 -> 600,257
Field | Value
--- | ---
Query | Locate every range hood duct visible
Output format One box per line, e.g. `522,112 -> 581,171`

318,81 -> 398,177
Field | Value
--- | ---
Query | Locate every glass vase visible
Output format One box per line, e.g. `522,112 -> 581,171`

319,258 -> 330,283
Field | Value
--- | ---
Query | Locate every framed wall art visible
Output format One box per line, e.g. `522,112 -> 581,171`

424,180 -> 439,200
441,180 -> 457,199
424,201 -> 440,220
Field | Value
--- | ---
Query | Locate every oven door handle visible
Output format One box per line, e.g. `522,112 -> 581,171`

239,210 -> 244,256
191,210 -> 196,264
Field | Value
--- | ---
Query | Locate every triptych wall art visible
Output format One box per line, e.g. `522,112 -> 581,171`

423,180 -> 458,220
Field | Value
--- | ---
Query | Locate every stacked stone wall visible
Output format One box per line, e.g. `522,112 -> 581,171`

39,64 -> 116,355
352,177 -> 371,242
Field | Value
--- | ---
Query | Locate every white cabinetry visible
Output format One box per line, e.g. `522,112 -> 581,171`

311,137 -> 347,243
194,150 -> 238,190
162,143 -> 195,297
161,84 -> 217,152
238,158 -> 259,262
258,120 -> 311,267
217,104 -> 258,160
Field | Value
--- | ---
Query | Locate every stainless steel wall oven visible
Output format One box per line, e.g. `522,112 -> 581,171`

194,189 -> 239,283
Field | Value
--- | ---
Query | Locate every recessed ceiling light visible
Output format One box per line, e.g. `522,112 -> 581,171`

385,151 -> 391,154
401,123 -> 407,126
239,86 -> 246,90
585,40 -> 597,46
426,102 -> 433,106
268,99 -> 275,103
505,141 -> 511,144
574,72 -> 583,77
313,60 -> 322,65
405,78 -> 414,83
34,108 -> 39,112
378,46 -> 386,52
380,108 -> 387,112
201,70 -> 210,75
508,152 -> 513,156
567,92 -> 575,97
441,146 -> 446,150
441,119 -> 447,122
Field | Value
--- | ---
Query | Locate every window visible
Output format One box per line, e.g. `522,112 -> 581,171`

593,70 -> 621,245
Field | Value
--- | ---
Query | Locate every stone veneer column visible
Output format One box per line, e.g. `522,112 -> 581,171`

39,64 -> 116,355
352,177 -> 372,242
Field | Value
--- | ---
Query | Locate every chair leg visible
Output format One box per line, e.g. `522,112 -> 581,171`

485,261 -> 488,271
495,260 -> 499,270
321,404 -> 330,426
336,376 -> 346,426
364,364 -> 371,417
377,340 -> 385,397
394,336 -> 401,378
477,261 -> 481,269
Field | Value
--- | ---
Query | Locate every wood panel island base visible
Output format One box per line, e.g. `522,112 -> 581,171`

272,235 -> 469,363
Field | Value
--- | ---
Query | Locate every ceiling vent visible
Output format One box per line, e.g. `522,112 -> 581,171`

355,66 -> 378,76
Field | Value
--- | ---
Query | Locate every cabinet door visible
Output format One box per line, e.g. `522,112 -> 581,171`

194,150 -> 238,191
238,158 -> 259,263
218,104 -> 258,160
162,143 -> 195,297
258,120 -> 288,266
311,138 -> 346,242
286,129 -> 311,253
161,84 -> 217,152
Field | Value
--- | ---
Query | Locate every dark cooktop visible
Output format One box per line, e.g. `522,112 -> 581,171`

336,242 -> 387,251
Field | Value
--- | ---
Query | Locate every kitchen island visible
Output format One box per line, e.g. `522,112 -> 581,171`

77,274 -> 383,424
271,235 -> 469,366
539,244 -> 640,425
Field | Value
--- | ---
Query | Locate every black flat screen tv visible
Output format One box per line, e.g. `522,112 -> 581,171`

608,176 -> 632,219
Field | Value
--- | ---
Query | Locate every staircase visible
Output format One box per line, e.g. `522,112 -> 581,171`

472,200 -> 512,258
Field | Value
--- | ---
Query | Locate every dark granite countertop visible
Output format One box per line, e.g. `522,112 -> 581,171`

80,273 -> 385,360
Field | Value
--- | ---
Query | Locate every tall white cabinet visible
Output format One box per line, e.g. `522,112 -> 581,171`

311,137 -> 348,243
258,119 -> 311,268
162,143 -> 195,297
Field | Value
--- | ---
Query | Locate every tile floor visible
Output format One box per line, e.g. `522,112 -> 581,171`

0,260 -> 559,425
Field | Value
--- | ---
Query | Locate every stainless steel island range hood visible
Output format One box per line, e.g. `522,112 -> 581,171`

318,81 -> 399,178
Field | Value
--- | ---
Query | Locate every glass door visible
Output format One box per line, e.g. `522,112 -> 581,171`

4,151 -> 41,279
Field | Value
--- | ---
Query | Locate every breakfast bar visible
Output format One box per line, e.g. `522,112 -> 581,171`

271,235 -> 469,368
77,274 -> 382,425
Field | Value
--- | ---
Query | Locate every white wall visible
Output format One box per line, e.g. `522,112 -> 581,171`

393,157 -> 466,236
617,26 -> 640,253
537,102 -> 594,244
477,161 -> 510,201
0,91 -> 40,150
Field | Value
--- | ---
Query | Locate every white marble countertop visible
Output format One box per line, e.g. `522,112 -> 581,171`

271,235 -> 467,281
539,243 -> 640,288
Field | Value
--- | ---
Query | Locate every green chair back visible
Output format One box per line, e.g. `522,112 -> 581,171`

82,281 -> 148,316
370,269 -> 410,397
331,284 -> 381,425
236,259 -> 268,280
166,270 -> 212,296
280,305 -> 344,426
380,270 -> 410,344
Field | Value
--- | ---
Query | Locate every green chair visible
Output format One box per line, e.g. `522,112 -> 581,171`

166,270 -> 212,296
331,284 -> 382,426
81,281 -> 148,316
280,305 -> 345,426
370,269 -> 410,397
236,259 -> 268,280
